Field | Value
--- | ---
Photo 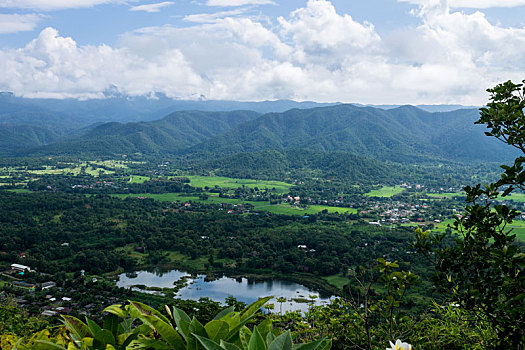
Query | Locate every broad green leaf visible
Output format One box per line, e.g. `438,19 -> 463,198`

141,314 -> 185,350
317,339 -> 332,350
93,329 -> 116,349
292,339 -> 323,350
225,315 -> 257,342
248,326 -> 266,350
239,326 -> 252,349
128,301 -> 170,325
193,334 -> 223,350
119,333 -> 139,349
240,297 -> 272,322
268,331 -> 292,350
103,314 -> 120,338
61,315 -> 92,341
172,307 -> 192,341
172,307 -> 191,323
256,319 -> 272,341
103,305 -> 127,320
86,318 -> 103,338
220,340 -> 242,350
265,332 -> 275,346
213,306 -> 235,320
188,317 -> 208,350
204,320 -> 229,342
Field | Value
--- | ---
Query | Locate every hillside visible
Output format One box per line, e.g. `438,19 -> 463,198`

190,105 -> 517,162
32,110 -> 260,156
0,125 -> 61,156
7,103 -> 517,163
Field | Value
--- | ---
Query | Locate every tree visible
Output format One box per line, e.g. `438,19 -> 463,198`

414,79 -> 525,347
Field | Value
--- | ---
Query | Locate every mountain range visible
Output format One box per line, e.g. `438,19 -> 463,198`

0,94 -> 515,165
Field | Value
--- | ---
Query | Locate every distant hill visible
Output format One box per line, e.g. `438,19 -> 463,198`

0,125 -> 60,156
4,101 -> 516,164
355,103 -> 479,113
0,93 -> 339,153
0,92 -> 338,128
32,110 -> 260,156
189,104 -> 516,163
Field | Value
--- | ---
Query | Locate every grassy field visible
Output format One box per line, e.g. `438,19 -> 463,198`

431,218 -> 457,233
323,274 -> 351,290
505,220 -> 525,241
431,218 -> 525,241
129,175 -> 150,183
112,193 -> 358,216
365,186 -> 405,198
503,192 -> 525,203
185,176 -> 292,193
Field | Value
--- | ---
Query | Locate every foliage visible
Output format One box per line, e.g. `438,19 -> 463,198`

273,259 -> 418,350
409,303 -> 496,349
0,298 -> 49,337
1,298 -> 331,350
413,79 -> 525,347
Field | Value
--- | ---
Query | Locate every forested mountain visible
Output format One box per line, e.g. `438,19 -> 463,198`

31,110 -> 260,156
0,125 -> 61,156
0,93 -> 337,153
190,105 -> 517,162
3,101 -> 517,163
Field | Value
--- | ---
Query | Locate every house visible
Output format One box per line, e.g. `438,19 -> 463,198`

11,281 -> 36,292
11,263 -> 31,273
41,282 -> 57,290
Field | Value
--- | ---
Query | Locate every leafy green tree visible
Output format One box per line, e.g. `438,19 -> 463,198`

414,79 -> 525,347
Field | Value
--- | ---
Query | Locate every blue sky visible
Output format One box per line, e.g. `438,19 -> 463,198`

0,0 -> 524,104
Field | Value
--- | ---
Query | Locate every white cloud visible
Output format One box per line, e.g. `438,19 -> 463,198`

399,0 -> 525,8
0,27 -> 206,98
278,0 -> 381,68
0,14 -> 41,33
0,0 -> 125,11
206,0 -> 275,7
0,0 -> 524,104
183,8 -> 247,23
130,1 -> 173,13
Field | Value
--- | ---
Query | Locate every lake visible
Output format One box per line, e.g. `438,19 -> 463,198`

116,269 -> 334,313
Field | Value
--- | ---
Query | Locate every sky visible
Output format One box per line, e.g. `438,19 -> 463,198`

0,0 -> 524,104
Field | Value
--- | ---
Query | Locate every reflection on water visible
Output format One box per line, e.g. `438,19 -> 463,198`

117,269 -> 334,313
117,269 -> 188,289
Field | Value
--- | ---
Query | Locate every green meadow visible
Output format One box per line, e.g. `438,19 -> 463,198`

128,175 -> 150,183
431,217 -> 525,241
184,175 -> 292,193
365,186 -> 405,198
503,192 -> 525,203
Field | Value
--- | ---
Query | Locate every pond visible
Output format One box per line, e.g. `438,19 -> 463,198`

117,269 -> 334,313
